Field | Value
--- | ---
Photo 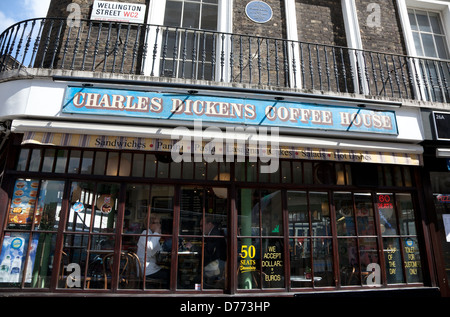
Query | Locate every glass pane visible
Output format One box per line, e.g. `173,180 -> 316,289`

151,185 -> 174,235
238,188 -> 259,236
93,183 -> 119,232
435,36 -> 449,59
41,149 -> 55,173
203,189 -> 227,289
180,186 -> 202,235
178,237 -> 201,289
34,181 -> 65,231
310,192 -> 331,236
313,238 -> 334,287
408,11 -> 418,31
67,182 -> 95,232
416,11 -> 432,32
145,154 -> 156,178
289,238 -> 311,288
338,238 -> 360,286
25,233 -> 57,288
54,150 -> 68,173
288,191 -> 308,236
67,150 -> 81,174
164,0 -> 182,27
16,149 -> 29,171
355,193 -> 375,236
423,34 -> 438,58
377,193 -> 398,235
384,237 -> 405,284
29,149 -> 41,172
397,193 -> 416,235
131,153 -> 145,177
183,2 -> 200,29
429,13 -> 443,34
124,184 -> 150,234
80,151 -> 94,174
201,4 -> 218,30
334,192 -> 355,236
137,231 -> 170,289
403,237 -> 423,283
359,237 -> 379,286
8,179 -> 40,229
238,238 -> 259,289
119,153 -> 132,177
59,234 -> 89,289
106,153 -> 119,176
93,152 -> 106,175
261,189 -> 283,236
0,233 -> 41,287
413,34 -> 423,57
261,238 -> 284,288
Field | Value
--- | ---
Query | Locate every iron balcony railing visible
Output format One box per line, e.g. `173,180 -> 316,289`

1,18 -> 449,103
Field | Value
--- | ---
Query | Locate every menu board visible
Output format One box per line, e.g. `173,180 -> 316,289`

8,180 -> 42,228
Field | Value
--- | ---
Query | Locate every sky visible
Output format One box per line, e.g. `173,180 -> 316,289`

0,0 -> 51,34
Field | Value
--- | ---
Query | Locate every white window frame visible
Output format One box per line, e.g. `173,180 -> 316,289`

397,0 -> 450,101
142,0 -> 233,79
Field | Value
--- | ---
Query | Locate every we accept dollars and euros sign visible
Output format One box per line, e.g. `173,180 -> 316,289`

62,86 -> 398,135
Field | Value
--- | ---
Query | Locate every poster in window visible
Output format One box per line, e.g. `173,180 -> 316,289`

8,180 -> 42,228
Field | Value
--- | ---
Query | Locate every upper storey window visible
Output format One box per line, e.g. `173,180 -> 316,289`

164,0 -> 218,31
408,9 -> 449,59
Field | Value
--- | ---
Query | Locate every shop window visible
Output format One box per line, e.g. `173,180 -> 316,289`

61,182 -> 119,290
237,188 -> 285,290
1,180 -> 63,289
377,193 -> 423,284
288,191 -> 333,288
179,185 -> 228,290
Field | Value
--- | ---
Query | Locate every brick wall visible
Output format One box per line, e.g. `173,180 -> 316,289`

355,0 -> 406,55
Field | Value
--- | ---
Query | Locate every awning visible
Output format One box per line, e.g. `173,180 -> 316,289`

13,119 -> 423,166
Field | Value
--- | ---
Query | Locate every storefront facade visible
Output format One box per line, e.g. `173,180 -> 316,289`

0,0 -> 448,297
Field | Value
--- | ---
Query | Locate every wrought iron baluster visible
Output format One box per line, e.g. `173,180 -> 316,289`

160,26 -> 169,76
369,52 -> 378,95
20,20 -> 36,70
229,34 -> 234,82
51,20 -> 64,69
150,25 -> 159,76
181,29 -> 188,79
81,21 -> 93,71
201,31 -> 206,80
13,21 -> 27,69
111,23 -> 122,73
377,53 -> 386,97
39,19 -> 54,68
398,55 -> 409,99
191,30 -> 198,79
266,38 -> 271,85
239,35 -> 243,83
220,33 -> 225,82
92,23 -> 102,71
102,22 -> 113,72
316,44 -> 323,91
71,24 -> 83,70
299,42 -> 305,89
120,23 -> 131,74
29,20 -> 44,68
274,39 -> 279,86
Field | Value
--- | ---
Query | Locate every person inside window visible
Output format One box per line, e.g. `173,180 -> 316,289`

202,216 -> 227,283
137,214 -> 169,287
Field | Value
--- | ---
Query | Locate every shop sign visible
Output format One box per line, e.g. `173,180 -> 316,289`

62,86 -> 398,135
433,111 -> 450,140
22,132 -> 423,166
90,0 -> 146,24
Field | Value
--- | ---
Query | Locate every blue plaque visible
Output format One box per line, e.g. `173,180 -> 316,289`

245,1 -> 273,23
